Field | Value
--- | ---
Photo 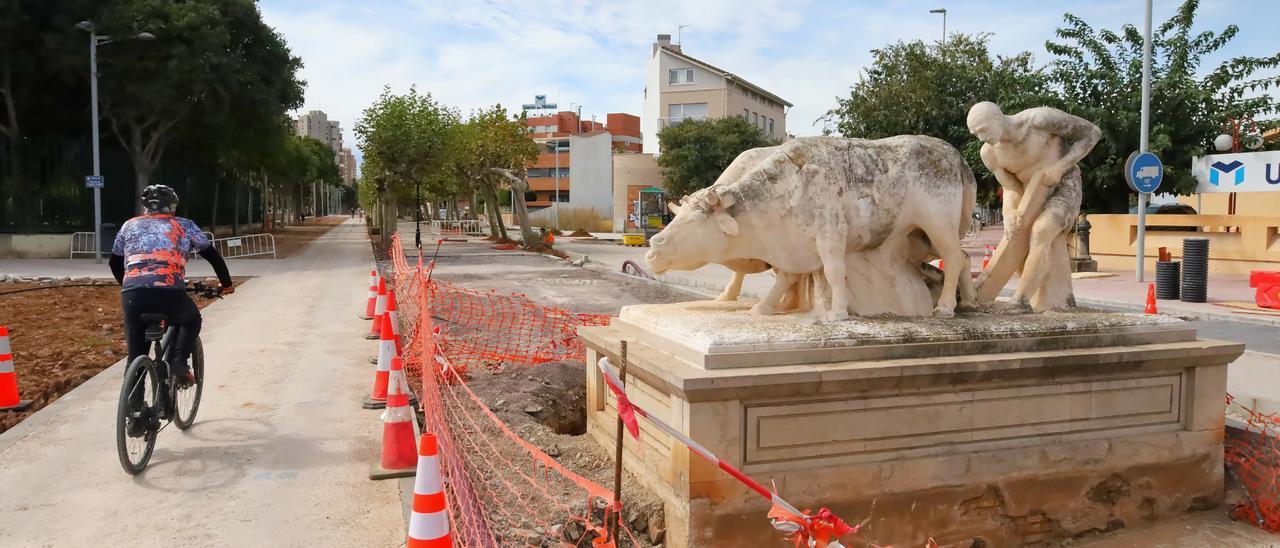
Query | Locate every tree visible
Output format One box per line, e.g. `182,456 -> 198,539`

354,86 -> 454,245
464,105 -> 538,246
656,116 -> 774,197
822,33 -> 1056,203
1045,0 -> 1280,212
96,0 -> 304,202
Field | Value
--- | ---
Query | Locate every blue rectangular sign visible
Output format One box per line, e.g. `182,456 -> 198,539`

84,175 -> 104,188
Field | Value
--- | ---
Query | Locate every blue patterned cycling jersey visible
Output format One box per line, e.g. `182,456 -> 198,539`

111,214 -> 211,291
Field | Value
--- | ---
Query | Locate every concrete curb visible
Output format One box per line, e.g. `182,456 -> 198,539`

0,357 -> 127,455
1075,296 -> 1280,327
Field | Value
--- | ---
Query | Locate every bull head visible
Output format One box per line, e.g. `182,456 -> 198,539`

645,187 -> 739,274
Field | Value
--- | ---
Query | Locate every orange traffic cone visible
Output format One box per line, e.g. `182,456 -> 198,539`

361,268 -> 377,320
369,289 -> 402,365
407,434 -> 452,547
365,277 -> 388,340
370,356 -> 417,480
0,326 -> 33,412
1145,283 -> 1158,314
364,314 -> 396,409
982,246 -> 993,270
386,289 -> 403,357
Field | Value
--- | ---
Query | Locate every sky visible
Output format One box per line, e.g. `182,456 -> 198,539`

259,0 -> 1278,172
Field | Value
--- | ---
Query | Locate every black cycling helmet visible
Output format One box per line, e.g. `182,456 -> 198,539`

140,184 -> 179,213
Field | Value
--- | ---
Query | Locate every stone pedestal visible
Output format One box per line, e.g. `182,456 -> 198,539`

579,301 -> 1243,547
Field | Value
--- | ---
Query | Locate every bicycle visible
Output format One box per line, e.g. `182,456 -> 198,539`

115,281 -> 223,475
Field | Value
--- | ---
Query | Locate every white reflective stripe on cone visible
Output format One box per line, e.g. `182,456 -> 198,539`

374,294 -> 387,313
388,311 -> 401,335
0,360 -> 13,374
414,454 -> 442,494
0,336 -> 10,355
409,510 -> 450,541
376,342 -> 395,372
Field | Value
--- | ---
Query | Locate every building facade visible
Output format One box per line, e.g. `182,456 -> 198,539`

338,148 -> 357,184
293,110 -> 344,157
642,34 -> 791,155
522,110 -> 643,227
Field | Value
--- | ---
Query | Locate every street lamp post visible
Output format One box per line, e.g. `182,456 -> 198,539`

76,21 -> 154,263
929,8 -> 947,47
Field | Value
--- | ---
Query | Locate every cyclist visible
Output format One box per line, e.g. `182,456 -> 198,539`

109,185 -> 233,387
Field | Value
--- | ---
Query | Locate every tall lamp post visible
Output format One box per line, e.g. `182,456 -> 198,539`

76,20 -> 154,263
929,8 -> 947,47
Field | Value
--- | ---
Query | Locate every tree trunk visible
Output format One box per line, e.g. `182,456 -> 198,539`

484,184 -> 508,240
490,169 -> 536,247
210,177 -> 220,236
232,178 -> 242,236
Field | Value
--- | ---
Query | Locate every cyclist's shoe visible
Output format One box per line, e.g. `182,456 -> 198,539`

172,360 -> 196,389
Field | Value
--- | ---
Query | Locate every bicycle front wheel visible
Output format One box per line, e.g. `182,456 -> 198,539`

116,356 -> 160,475
174,338 -> 204,430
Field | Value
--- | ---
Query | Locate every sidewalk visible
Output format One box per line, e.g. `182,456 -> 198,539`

0,219 -> 403,546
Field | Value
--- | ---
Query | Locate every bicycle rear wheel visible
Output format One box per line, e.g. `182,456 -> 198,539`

116,356 -> 160,475
174,338 -> 204,430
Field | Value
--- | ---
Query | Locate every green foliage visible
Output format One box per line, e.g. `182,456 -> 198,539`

823,34 -> 1055,203
97,0 -> 305,193
1045,0 -> 1280,211
656,116 -> 774,197
354,86 -> 456,201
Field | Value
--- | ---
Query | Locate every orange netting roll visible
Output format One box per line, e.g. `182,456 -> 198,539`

1226,394 -> 1280,532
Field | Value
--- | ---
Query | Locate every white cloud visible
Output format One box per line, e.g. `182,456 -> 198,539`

261,0 -> 1280,170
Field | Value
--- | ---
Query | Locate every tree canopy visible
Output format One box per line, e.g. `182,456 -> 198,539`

656,116 -> 775,197
823,0 -> 1280,213
1044,0 -> 1280,211
822,33 -> 1054,202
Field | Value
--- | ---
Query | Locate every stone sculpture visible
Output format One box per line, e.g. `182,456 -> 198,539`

967,102 -> 1101,311
645,136 -> 977,320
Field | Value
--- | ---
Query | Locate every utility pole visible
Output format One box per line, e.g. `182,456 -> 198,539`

77,21 -> 153,263
1136,0 -> 1153,282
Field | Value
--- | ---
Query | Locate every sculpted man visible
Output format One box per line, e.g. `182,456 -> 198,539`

967,102 -> 1100,311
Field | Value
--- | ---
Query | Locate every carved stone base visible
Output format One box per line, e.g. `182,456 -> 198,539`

1072,258 -> 1099,272
579,301 -> 1242,548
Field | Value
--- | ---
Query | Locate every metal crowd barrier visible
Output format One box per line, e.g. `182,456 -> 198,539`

209,233 -> 276,259
429,220 -> 486,236
71,230 -> 213,257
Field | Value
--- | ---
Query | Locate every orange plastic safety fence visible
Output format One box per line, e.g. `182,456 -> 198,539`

1225,394 -> 1280,532
387,234 -> 643,546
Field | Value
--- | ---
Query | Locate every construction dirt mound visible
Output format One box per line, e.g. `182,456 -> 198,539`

567,229 -> 593,238
0,280 -> 235,435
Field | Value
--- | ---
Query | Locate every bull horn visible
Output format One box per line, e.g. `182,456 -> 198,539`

715,188 -> 735,209
668,202 -> 683,215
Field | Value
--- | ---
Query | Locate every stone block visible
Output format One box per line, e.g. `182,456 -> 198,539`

579,307 -> 1242,548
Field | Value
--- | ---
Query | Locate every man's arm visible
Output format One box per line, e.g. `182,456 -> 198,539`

109,254 -> 125,285
197,247 -> 233,290
1031,108 -> 1101,181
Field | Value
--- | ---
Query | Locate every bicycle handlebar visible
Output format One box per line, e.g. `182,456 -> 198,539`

185,280 -> 224,299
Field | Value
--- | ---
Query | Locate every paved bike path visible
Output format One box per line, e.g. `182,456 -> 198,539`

0,219 -> 403,547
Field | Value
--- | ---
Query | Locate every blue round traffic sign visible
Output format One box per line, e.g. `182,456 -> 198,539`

1125,151 -> 1163,193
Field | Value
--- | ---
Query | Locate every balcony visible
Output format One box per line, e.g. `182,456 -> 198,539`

528,177 -> 571,192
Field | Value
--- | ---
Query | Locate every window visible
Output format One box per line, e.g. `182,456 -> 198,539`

668,103 -> 709,121
527,167 -> 569,178
668,68 -> 694,85
752,112 -> 758,126
743,109 -> 749,119
768,118 -> 775,138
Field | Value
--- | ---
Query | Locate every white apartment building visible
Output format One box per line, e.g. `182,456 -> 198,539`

293,110 -> 343,157
642,34 -> 792,155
